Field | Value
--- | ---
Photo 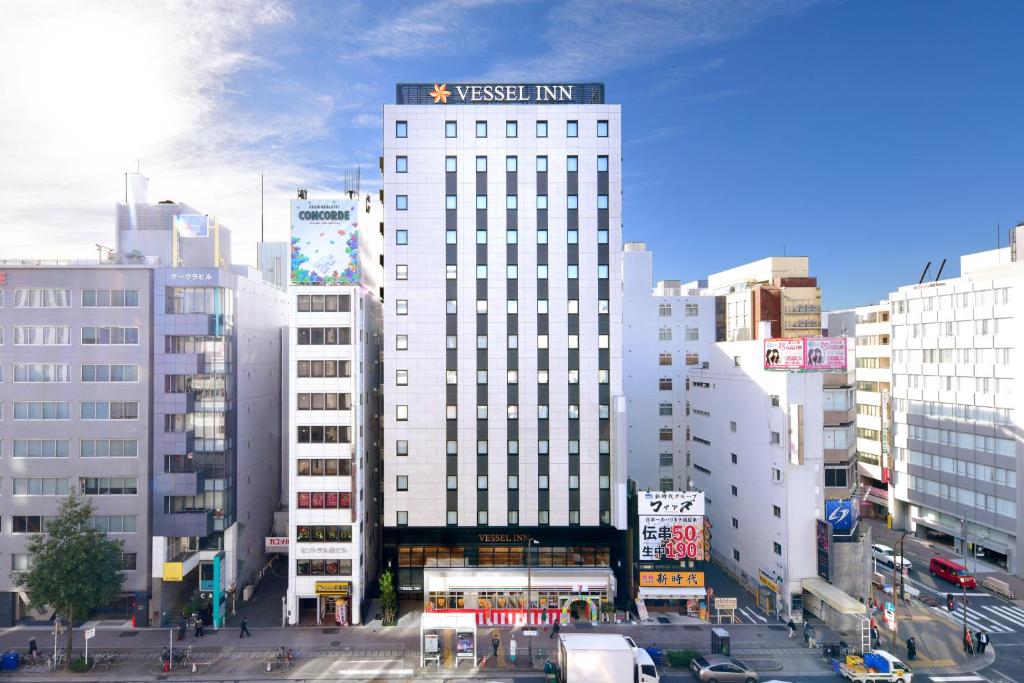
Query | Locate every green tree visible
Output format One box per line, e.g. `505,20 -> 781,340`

379,570 -> 398,625
16,490 -> 125,669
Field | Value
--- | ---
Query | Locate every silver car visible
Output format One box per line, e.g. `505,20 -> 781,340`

690,654 -> 759,683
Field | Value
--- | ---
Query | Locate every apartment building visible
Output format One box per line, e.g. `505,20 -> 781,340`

0,174 -> 289,627
890,239 -> 1022,575
707,257 -> 822,342
622,242 -> 716,492
688,339 -> 824,620
382,83 -> 629,619
285,192 -> 384,626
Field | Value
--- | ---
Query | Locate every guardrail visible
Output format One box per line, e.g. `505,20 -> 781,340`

980,576 -> 1015,599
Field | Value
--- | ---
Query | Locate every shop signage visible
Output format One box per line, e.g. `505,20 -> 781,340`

816,519 -> 832,581
0,272 -> 7,285
398,82 -> 604,106
297,544 -> 352,558
639,490 -> 704,516
639,515 -> 705,562
758,569 -> 780,594
764,337 -> 847,372
826,499 -> 857,533
315,581 -> 350,595
638,571 -> 704,588
713,597 -> 737,610
169,272 -> 213,281
477,533 -> 534,543
265,537 -> 288,551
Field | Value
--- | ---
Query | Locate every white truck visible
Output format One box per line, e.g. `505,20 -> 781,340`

556,633 -> 660,683
838,650 -> 913,683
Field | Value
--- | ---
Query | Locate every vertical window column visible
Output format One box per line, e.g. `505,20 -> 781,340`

476,154 -> 489,526
446,156 -> 459,524
506,155 -> 520,525
536,157 -> 550,524
567,159 -> 581,525
597,156 -> 611,525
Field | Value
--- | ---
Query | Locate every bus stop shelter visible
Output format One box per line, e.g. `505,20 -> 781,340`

420,612 -> 476,668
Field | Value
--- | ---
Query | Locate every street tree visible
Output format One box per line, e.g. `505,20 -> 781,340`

16,489 -> 126,668
380,570 -> 398,625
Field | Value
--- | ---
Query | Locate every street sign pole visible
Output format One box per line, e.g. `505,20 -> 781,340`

84,628 -> 95,665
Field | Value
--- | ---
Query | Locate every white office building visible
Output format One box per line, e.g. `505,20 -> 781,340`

622,242 -> 716,492
890,237 -> 1022,576
382,83 -> 629,619
285,192 -> 383,625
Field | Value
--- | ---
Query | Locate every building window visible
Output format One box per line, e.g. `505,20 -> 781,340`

771,467 -> 783,482
825,466 -> 849,488
396,264 -> 408,280
396,476 -> 408,491
659,403 -> 673,416
659,353 -> 672,366
658,453 -> 673,467
773,542 -> 783,556
505,195 -> 518,210
731,485 -> 738,496
770,395 -> 780,407
395,120 -> 408,137
538,475 -> 549,489
397,511 -> 408,526
659,477 -> 674,491
567,120 -> 578,137
447,511 -> 458,525
445,156 -> 457,172
567,155 -> 578,172
446,195 -> 457,209
477,405 -> 488,420
396,194 -> 408,210
396,156 -> 407,173
396,299 -> 408,315
396,405 -> 408,421
477,475 -> 488,490
538,510 -> 549,525
659,428 -> 673,441
732,518 -> 739,529
508,475 -> 519,489
396,335 -> 408,350
475,120 -> 486,137
567,194 -> 578,210
597,194 -> 609,209
734,356 -> 742,367
597,155 -> 609,172
396,229 -> 408,245
598,264 -> 609,279
773,505 -> 782,518
476,195 -> 487,210
659,303 -> 672,317
397,440 -> 408,456
536,195 -> 548,210
536,120 -> 547,137
536,156 -> 548,172
446,120 -> 457,137
733,548 -> 741,562
770,431 -> 780,444
729,421 -> 737,432
506,120 -> 517,137
659,377 -> 672,391
508,510 -> 519,525
396,369 -> 408,385
597,120 -> 608,137
685,303 -> 698,316
477,510 -> 488,525
447,475 -> 458,490
731,453 -> 738,464
473,155 -> 487,173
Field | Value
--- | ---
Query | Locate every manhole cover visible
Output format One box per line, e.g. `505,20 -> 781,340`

118,631 -> 139,637
331,640 -> 340,646
684,625 -> 702,631
322,628 -> 339,634
656,616 -> 670,624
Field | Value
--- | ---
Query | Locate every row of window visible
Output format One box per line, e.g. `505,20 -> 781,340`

296,393 -> 352,410
4,289 -> 139,308
0,363 -> 139,383
895,423 -> 1016,455
395,439 -> 611,458
895,318 -> 1012,339
297,491 -> 351,509
398,153 -> 611,176
418,368 -> 609,386
295,294 -> 351,312
0,326 -> 139,345
395,119 -> 609,139
395,509 -> 589,526
893,399 -> 1012,425
295,559 -> 352,576
396,330 -> 610,352
398,192 -> 610,211
396,402 -> 612,421
426,227 -> 610,247
900,448 -> 1016,487
400,295 -> 612,317
296,360 -> 352,378
295,458 -> 353,476
295,525 -> 353,543
4,551 -> 137,572
892,288 -> 1011,314
295,426 -> 352,444
906,475 -> 1016,517
1,439 -> 140,458
297,327 -> 351,345
892,347 -> 1012,365
895,374 -> 1014,395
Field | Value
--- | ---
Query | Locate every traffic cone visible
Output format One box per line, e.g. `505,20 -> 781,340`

192,662 -> 197,673
163,660 -> 170,673
131,614 -> 137,629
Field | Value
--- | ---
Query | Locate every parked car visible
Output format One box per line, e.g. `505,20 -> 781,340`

872,544 -> 912,573
690,654 -> 759,683
929,556 -> 976,588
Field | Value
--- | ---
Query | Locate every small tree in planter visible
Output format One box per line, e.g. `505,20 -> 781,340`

600,600 -> 615,622
380,570 -> 398,626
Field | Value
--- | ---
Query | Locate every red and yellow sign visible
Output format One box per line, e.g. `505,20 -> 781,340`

639,571 -> 704,588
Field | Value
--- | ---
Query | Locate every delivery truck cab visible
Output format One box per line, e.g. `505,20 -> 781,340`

557,633 -> 660,683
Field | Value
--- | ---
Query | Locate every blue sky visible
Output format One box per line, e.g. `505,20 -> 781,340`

1,0 -> 1022,310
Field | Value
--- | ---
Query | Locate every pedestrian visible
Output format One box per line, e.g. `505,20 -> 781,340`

871,624 -> 879,649
808,627 -> 817,650
803,621 -> 811,644
787,618 -> 796,639
906,636 -> 916,661
240,616 -> 251,638
550,620 -> 560,639
978,630 -> 989,654
192,613 -> 201,638
491,633 -> 500,658
963,630 -> 973,655
177,615 -> 186,641
509,637 -> 517,665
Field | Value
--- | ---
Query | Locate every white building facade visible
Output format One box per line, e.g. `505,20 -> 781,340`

890,243 -> 1022,575
382,83 -> 630,616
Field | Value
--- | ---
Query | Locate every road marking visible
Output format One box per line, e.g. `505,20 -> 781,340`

929,676 -> 985,682
929,605 -> 1014,633
980,604 -> 1024,628
738,607 -> 766,623
329,669 -> 415,677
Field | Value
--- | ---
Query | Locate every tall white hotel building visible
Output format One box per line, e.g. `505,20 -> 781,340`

382,83 -> 628,620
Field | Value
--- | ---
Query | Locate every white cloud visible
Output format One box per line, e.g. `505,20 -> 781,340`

0,0 -> 339,263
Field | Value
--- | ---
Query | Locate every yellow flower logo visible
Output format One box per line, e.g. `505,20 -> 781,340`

430,83 -> 451,104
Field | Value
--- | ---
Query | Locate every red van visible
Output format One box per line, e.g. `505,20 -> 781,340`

929,556 -> 976,588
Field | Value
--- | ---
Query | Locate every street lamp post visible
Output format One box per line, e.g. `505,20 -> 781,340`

526,538 -> 539,665
892,530 -> 910,649
960,518 -> 969,640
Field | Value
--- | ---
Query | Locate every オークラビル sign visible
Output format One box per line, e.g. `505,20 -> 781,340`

397,83 -> 604,106
290,199 -> 360,285
638,571 -> 704,588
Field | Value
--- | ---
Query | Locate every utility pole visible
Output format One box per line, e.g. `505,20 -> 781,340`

960,518 -> 969,640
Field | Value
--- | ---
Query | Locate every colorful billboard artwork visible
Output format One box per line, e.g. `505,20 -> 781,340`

290,199 -> 360,285
805,337 -> 848,370
173,214 -> 210,237
764,337 -> 847,371
764,338 -> 805,370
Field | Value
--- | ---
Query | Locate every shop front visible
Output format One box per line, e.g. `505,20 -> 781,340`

423,567 -> 615,625
315,581 -> 351,625
637,570 -> 708,619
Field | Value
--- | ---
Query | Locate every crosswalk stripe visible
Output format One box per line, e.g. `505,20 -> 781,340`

929,606 -> 1012,633
980,605 -> 1024,629
929,676 -> 985,682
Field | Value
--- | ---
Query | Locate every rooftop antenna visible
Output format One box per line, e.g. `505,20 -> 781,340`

917,261 -> 932,285
934,258 -> 947,282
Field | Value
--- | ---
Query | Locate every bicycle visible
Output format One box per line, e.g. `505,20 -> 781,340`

93,651 -> 121,670
46,652 -> 66,671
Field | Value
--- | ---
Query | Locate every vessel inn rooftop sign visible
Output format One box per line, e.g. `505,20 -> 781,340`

396,82 -> 605,105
